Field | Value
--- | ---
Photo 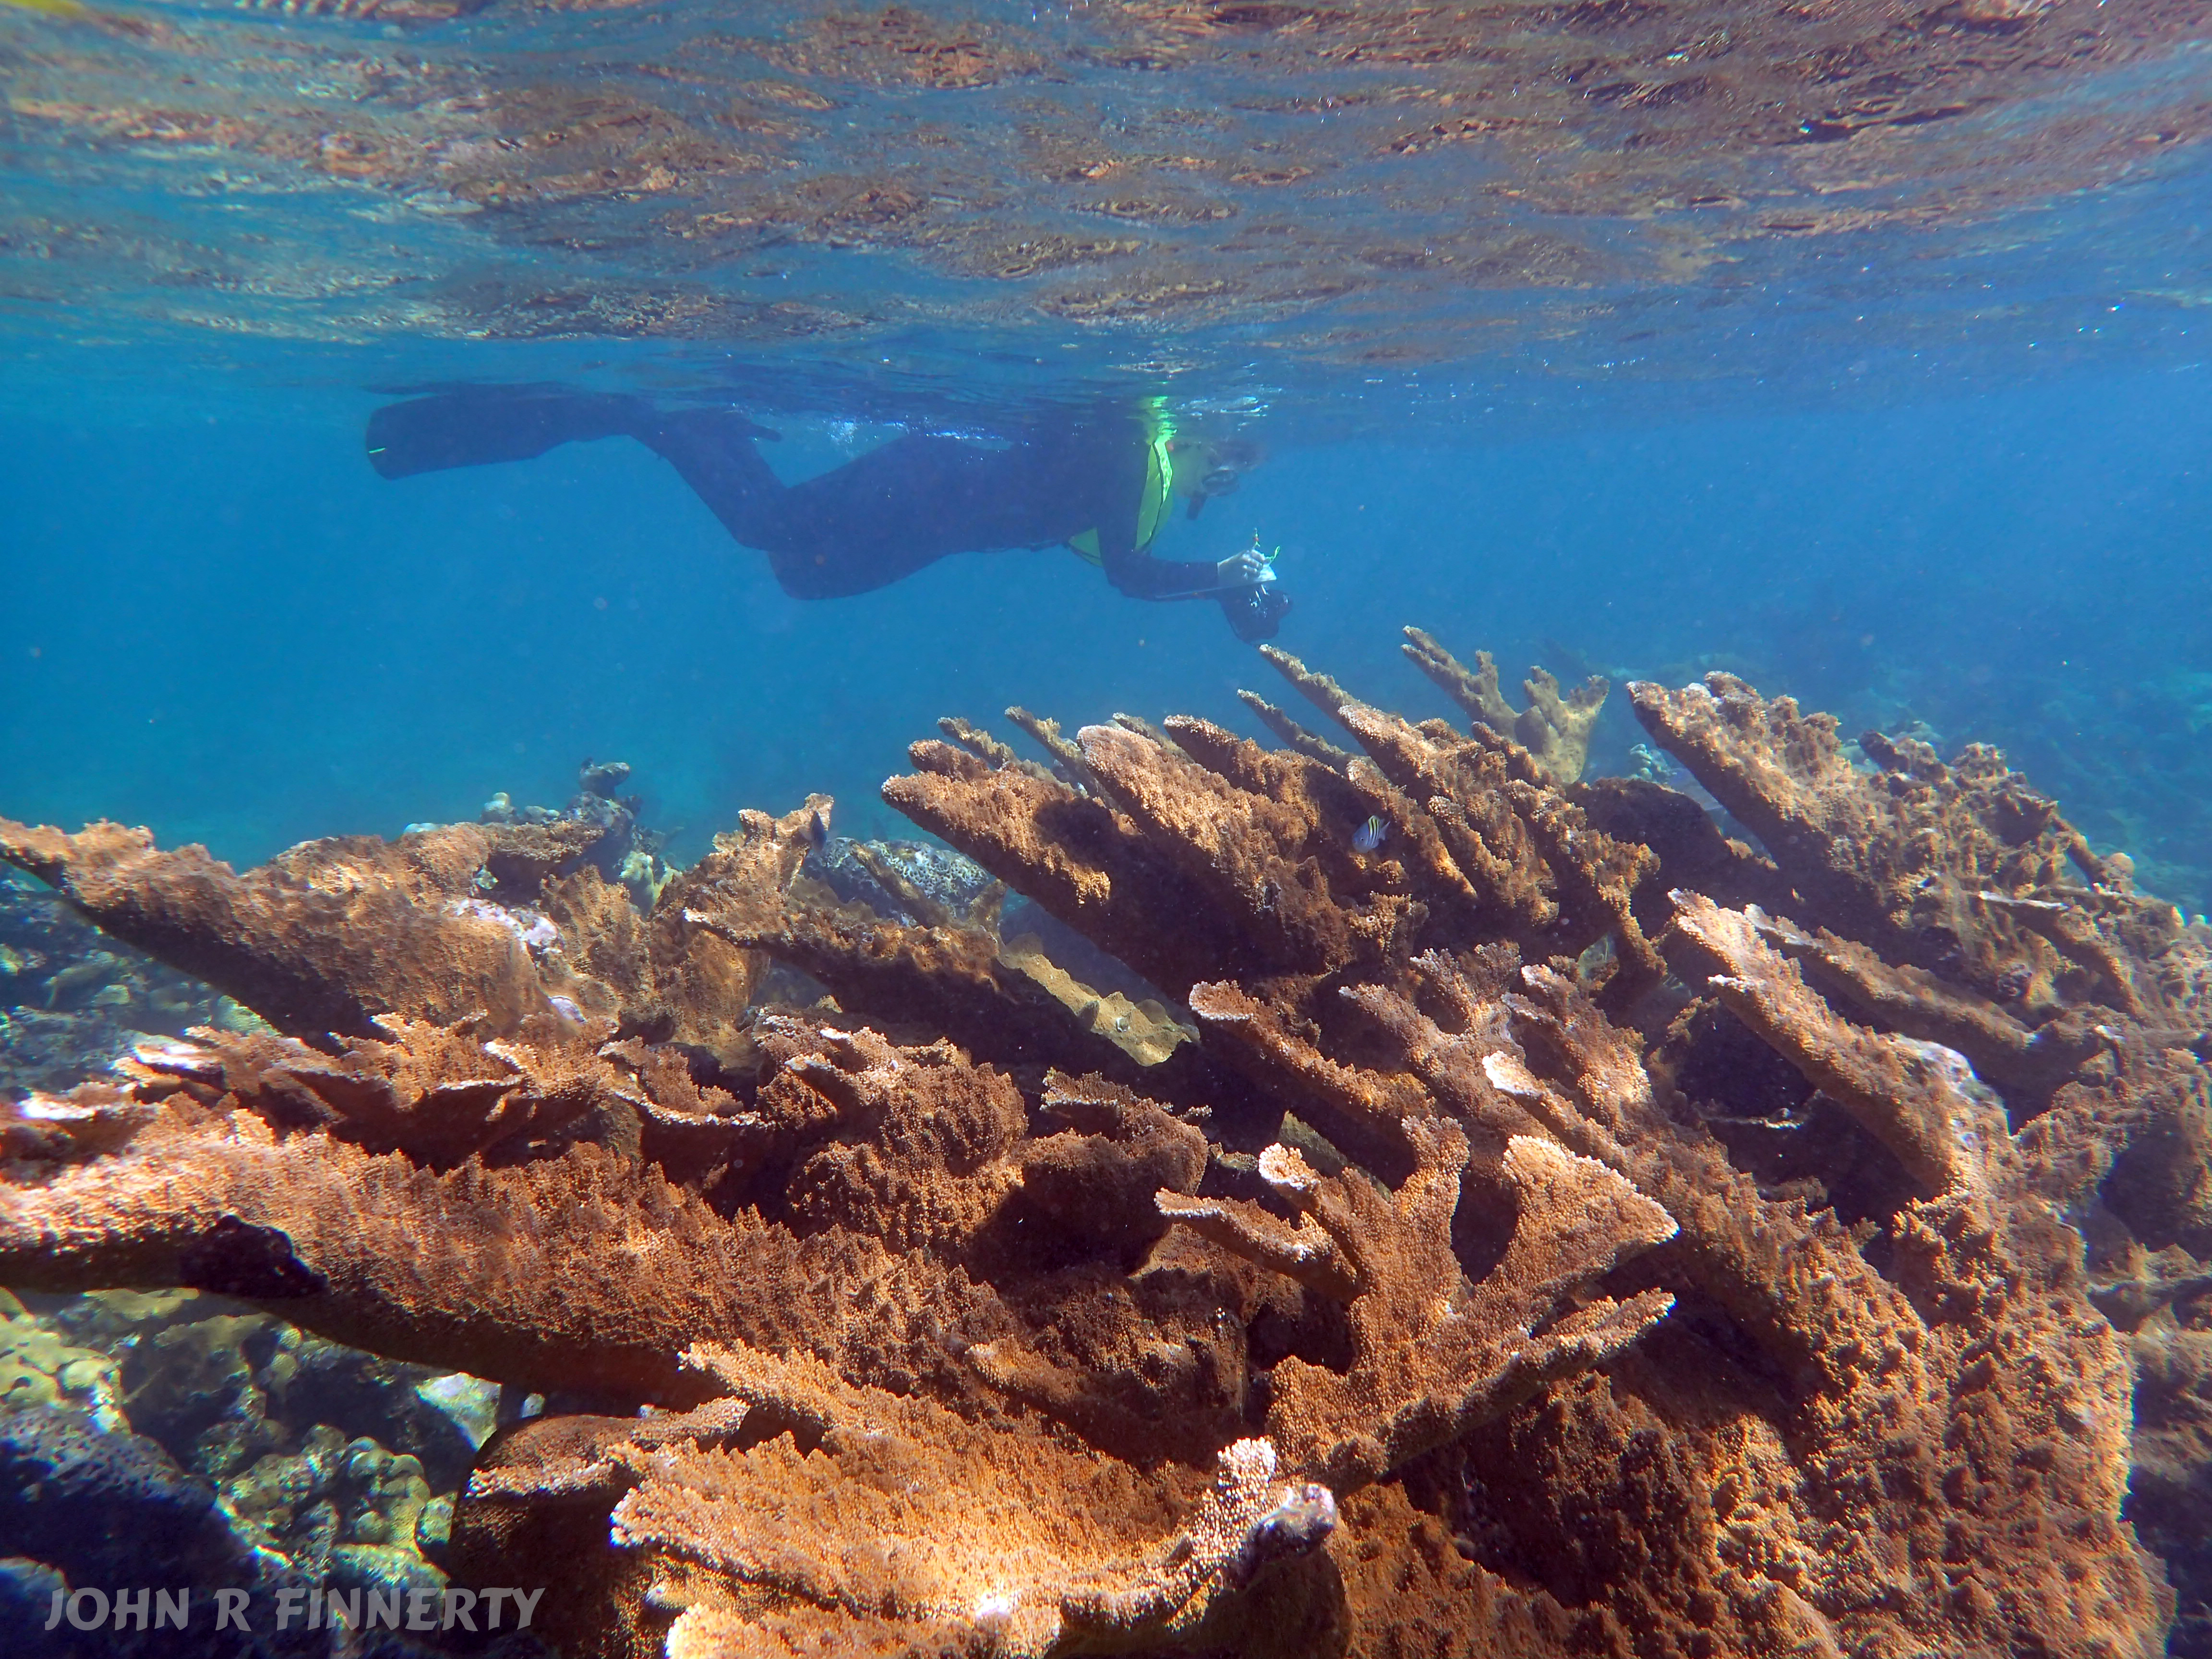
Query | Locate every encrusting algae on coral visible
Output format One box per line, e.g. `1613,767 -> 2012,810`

2,623 -> 2208,1658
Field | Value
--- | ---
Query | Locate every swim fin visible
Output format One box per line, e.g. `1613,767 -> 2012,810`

364,386 -> 652,479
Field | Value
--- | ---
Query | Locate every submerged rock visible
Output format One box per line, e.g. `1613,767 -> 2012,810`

0,1404 -> 319,1659
0,1290 -> 508,1653
804,834 -> 1000,926
0,873 -> 221,1100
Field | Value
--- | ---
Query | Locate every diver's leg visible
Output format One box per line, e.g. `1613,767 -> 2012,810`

633,409 -> 801,554
364,385 -> 653,479
755,435 -> 1034,599
639,423 -> 1051,602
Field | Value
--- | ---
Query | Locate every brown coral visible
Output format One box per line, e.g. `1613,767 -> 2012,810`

1401,627 -> 1610,785
1628,672 -> 2194,1023
1162,1120 -> 1676,1489
4,637 -> 2205,1659
593,1344 -> 1337,1659
0,816 -> 592,1037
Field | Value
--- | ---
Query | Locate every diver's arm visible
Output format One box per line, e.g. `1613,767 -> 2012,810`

1073,435 -> 1287,636
1213,546 -> 1276,590
1104,532 -> 1281,600
1101,532 -> 1288,639
1092,486 -> 1225,600
1099,544 -> 1238,600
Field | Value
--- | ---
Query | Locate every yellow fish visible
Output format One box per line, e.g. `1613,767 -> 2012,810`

1,0 -> 92,17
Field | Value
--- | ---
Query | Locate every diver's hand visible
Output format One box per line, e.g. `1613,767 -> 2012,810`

1215,548 -> 1277,590
1218,582 -> 1291,642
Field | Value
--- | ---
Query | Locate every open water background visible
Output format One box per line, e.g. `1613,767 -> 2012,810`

5,366 -> 2212,919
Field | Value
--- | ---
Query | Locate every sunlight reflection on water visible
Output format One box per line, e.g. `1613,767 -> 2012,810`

0,1 -> 2207,435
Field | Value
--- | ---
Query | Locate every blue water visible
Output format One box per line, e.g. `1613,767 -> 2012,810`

7,368 -> 2210,912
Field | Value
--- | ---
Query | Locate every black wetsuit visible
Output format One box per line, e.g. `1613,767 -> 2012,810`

364,386 -> 1233,609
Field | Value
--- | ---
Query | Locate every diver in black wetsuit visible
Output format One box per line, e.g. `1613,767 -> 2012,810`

364,385 -> 1291,641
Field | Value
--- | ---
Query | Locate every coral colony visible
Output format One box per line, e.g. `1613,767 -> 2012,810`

3,627 -> 2208,1658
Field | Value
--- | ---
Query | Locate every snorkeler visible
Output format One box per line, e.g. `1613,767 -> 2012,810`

362,385 -> 1291,641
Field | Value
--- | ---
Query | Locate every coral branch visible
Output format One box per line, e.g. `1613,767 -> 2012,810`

1005,704 -> 1099,794
1163,1111 -> 1676,1492
1668,891 -> 2007,1193
1628,673 -> 2187,1023
0,817 -> 584,1037
1157,1143 -> 1361,1301
0,1026 -> 1030,1406
582,1343 -> 1337,1659
1401,628 -> 1609,785
1186,979 -> 1430,1151
1401,625 -> 1519,733
1236,688 -> 1352,769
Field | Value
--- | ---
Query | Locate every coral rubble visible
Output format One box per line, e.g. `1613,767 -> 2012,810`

3,631 -> 2207,1659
